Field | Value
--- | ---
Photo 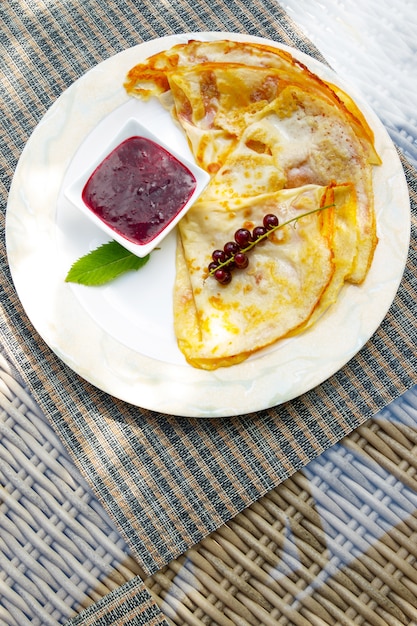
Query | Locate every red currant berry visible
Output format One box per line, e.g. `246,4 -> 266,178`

263,214 -> 279,230
234,228 -> 252,248
208,261 -> 219,273
252,225 -> 267,241
212,249 -> 227,263
234,252 -> 249,269
214,268 -> 232,284
224,241 -> 240,257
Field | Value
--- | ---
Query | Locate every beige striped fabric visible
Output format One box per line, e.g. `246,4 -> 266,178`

64,577 -> 170,625
1,0 -> 416,593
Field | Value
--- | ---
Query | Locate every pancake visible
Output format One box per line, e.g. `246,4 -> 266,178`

124,39 -> 380,369
173,185 -> 354,369
125,39 -> 380,168
217,84 -> 376,283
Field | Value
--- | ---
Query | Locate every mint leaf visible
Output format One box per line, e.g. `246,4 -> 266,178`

65,241 -> 150,286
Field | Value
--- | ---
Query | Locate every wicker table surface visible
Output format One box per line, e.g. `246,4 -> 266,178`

1,0 -> 417,624
2,353 -> 417,625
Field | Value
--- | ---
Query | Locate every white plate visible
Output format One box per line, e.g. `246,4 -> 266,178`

6,32 -> 410,418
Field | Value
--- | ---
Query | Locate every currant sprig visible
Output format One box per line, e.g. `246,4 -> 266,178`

208,204 -> 335,285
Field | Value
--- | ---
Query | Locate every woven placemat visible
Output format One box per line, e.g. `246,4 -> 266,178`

1,0 -> 416,582
142,409 -> 417,625
65,390 -> 417,625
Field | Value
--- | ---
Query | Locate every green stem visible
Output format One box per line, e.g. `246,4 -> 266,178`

209,202 -> 335,276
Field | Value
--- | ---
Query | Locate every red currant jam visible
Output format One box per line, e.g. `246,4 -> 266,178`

82,136 -> 197,245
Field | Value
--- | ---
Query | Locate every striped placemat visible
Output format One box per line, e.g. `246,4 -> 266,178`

1,0 -> 416,593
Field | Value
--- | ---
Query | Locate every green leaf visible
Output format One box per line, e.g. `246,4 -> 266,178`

65,240 -> 150,286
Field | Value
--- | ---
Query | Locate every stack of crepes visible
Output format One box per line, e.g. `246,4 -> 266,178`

124,39 -> 381,370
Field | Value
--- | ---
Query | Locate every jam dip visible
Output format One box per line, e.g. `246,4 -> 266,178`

65,118 -> 210,258
82,136 -> 197,247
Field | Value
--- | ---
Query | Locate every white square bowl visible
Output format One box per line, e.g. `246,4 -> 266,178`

65,118 -> 210,257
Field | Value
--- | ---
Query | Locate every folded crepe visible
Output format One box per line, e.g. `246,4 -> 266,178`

125,39 -> 380,369
173,184 -> 358,369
